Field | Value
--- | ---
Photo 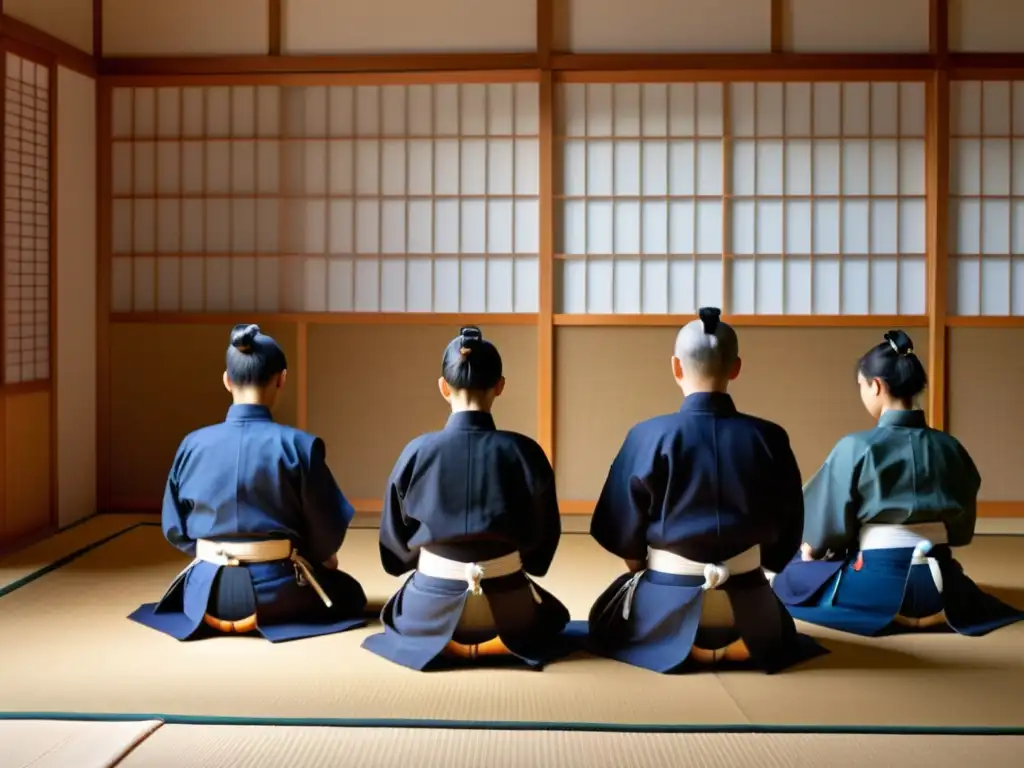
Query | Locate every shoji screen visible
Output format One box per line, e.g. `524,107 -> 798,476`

554,79 -> 928,316
3,52 -> 51,384
949,81 -> 1024,315
556,82 -> 726,314
728,82 -> 926,315
109,80 -> 541,315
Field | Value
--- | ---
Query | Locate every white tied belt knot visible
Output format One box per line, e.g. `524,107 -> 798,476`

620,545 -> 762,620
417,548 -> 542,604
701,563 -> 730,590
465,563 -> 485,595
858,522 -> 948,595
192,538 -> 334,609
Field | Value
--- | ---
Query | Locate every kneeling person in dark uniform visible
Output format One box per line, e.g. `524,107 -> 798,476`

362,326 -> 571,670
586,308 -> 827,673
772,330 -> 1024,637
128,324 -> 368,642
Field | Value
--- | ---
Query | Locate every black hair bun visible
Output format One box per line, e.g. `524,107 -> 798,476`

458,326 -> 483,357
698,307 -> 721,335
459,326 -> 483,343
883,330 -> 914,356
230,323 -> 261,352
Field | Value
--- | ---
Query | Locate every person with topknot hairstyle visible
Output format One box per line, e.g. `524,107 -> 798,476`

129,324 -> 368,642
773,330 -> 1024,637
362,326 -> 573,671
585,308 -> 826,674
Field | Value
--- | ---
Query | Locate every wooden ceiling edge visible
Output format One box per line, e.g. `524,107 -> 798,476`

0,31 -> 1019,83
0,13 -> 95,77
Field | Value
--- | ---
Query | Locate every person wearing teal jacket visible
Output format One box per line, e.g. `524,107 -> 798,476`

772,330 -> 1023,637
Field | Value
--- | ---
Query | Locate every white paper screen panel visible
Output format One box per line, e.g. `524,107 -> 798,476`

110,83 -> 540,314
3,54 -> 51,384
948,81 -> 1024,316
555,82 -> 927,315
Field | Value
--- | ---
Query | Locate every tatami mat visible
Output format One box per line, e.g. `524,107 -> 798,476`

1,521 -> 1023,731
0,719 -> 161,768
117,725 -> 1024,768
0,515 -> 155,591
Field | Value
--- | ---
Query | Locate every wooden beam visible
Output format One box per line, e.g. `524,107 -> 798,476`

947,316 -> 1024,328
930,0 -> 949,62
48,62 -> 59,531
96,83 -> 112,512
102,70 -> 539,88
537,0 -> 555,464
1,380 -> 55,396
0,14 -> 95,76
950,53 -> 1024,72
269,0 -> 282,57
538,71 -> 554,464
553,314 -> 930,328
98,53 -> 539,77
537,0 -> 553,68
93,0 -> 102,58
552,52 -> 937,72
0,49 -> 6,545
92,51 -> 964,79
557,69 -> 931,85
926,70 -> 950,432
295,321 -> 308,431
770,0 -> 785,54
109,312 -> 538,326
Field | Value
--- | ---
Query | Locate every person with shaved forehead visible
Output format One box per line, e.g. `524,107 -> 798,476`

585,307 -> 827,674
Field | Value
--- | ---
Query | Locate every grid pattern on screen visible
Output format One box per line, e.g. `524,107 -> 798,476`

555,81 -> 928,314
110,83 -> 540,313
3,53 -> 50,383
556,83 -> 726,314
949,81 -> 1024,316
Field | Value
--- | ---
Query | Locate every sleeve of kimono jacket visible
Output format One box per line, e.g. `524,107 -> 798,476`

590,427 -> 663,562
761,426 -> 805,572
162,440 -> 195,556
519,443 -> 562,577
378,439 -> 423,577
946,441 -> 982,548
299,437 -> 355,564
801,435 -> 866,557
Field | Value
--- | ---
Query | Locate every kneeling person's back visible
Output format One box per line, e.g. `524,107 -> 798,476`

362,326 -> 571,671
587,308 -> 826,673
128,324 -> 367,642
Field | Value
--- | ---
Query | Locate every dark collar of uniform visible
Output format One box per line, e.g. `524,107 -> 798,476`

226,404 -> 273,423
878,409 -> 927,428
445,410 -> 497,431
679,391 -> 737,415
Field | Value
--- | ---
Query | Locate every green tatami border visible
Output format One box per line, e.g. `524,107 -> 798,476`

0,711 -> 1022,736
0,521 -> 159,600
